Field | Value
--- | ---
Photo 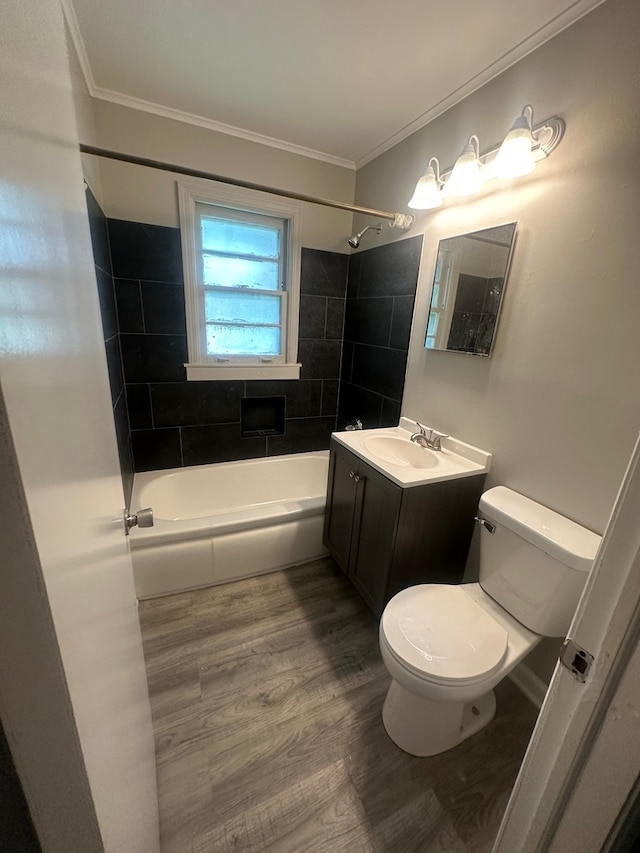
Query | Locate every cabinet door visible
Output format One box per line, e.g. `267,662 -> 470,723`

349,462 -> 402,617
323,445 -> 359,573
387,474 -> 486,600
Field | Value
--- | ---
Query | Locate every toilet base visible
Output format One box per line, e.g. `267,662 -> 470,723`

381,679 -> 497,757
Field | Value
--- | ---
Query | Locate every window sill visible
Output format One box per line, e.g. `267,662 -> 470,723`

185,363 -> 301,381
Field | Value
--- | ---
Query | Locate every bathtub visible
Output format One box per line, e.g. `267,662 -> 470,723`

129,450 -> 329,599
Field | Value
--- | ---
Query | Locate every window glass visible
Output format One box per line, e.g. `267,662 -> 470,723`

204,291 -> 281,325
199,207 -> 285,359
206,324 -> 281,356
202,255 -> 280,290
201,217 -> 280,258
178,179 -> 301,379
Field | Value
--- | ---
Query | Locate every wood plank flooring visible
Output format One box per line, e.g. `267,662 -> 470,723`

138,558 -> 539,853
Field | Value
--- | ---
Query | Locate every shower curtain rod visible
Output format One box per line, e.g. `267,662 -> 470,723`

79,144 -> 414,227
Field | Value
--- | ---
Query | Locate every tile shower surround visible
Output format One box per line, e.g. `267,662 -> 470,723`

447,273 -> 504,355
107,217 -> 348,472
337,235 -> 423,430
89,199 -> 421,475
87,188 -> 134,504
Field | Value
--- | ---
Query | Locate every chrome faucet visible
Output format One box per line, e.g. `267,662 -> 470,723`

410,422 -> 430,447
410,422 -> 448,451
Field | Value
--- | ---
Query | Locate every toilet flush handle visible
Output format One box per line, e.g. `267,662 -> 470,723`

474,516 -> 495,534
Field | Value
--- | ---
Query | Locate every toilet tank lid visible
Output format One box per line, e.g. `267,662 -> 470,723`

479,486 -> 602,573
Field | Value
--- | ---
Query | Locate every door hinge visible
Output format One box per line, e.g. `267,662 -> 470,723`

559,638 -> 594,683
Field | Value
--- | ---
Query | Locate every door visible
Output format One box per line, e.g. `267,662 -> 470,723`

494,432 -> 640,852
0,1 -> 159,851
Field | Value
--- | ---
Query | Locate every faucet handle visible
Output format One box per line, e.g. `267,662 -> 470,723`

431,429 -> 449,440
415,421 -> 428,437
428,429 -> 449,451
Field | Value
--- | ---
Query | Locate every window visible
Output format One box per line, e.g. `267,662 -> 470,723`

178,179 -> 302,380
425,248 -> 454,349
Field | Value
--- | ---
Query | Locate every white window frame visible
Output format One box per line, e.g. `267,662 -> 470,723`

178,178 -> 302,380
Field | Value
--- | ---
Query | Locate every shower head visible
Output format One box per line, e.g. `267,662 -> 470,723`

348,223 -> 383,248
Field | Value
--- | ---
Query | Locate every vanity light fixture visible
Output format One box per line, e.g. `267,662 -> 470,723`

407,105 -> 565,210
408,157 -> 443,210
492,104 -> 536,179
441,135 -> 483,198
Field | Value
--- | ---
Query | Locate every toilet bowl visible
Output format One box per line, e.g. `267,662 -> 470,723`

378,486 -> 601,757
379,582 -> 540,755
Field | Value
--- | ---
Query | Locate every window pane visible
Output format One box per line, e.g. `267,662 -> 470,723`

202,254 -> 279,290
204,290 -> 281,325
427,312 -> 439,336
201,217 -> 280,258
206,324 -> 281,356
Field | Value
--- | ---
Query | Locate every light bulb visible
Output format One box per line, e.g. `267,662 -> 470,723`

442,136 -> 483,197
494,107 -> 536,179
408,158 -> 443,209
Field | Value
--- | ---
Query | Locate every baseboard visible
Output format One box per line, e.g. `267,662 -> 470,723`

508,662 -> 549,709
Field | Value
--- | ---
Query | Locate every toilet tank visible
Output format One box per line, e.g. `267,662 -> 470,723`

477,486 -> 601,637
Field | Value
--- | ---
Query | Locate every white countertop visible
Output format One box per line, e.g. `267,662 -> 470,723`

331,417 -> 492,488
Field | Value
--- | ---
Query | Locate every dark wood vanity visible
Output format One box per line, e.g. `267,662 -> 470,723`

323,438 -> 486,618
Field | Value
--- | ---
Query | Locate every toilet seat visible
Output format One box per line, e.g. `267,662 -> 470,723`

381,585 -> 509,685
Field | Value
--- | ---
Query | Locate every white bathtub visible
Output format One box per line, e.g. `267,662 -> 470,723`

129,450 -> 329,599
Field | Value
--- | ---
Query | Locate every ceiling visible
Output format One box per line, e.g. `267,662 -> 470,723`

66,0 -> 604,169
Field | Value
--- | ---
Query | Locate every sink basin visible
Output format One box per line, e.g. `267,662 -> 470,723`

363,435 -> 438,469
331,418 -> 492,488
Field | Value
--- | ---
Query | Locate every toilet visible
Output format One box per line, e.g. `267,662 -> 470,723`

378,485 -> 601,757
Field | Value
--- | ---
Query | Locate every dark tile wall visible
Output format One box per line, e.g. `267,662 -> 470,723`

338,235 -> 423,430
107,218 -> 348,472
447,274 -> 504,355
86,188 -> 134,505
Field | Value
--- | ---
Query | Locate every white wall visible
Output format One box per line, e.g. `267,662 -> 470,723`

89,99 -> 356,252
1,0 -> 159,849
355,0 -> 640,538
454,234 -> 512,279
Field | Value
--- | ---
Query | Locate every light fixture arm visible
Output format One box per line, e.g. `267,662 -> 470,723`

428,157 -> 443,187
439,115 -> 564,181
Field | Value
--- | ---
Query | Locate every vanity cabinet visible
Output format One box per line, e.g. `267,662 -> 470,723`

323,439 -> 486,618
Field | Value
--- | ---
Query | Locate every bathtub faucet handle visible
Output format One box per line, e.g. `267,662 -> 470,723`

124,506 -> 154,535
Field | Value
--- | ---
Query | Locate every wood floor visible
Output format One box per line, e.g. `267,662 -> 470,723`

138,557 -> 539,853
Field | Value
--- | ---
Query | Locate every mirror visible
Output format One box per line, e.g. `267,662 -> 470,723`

425,222 -> 516,356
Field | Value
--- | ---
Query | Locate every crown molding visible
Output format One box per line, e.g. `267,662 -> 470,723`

63,0 -> 603,174
61,0 -> 354,171
91,87 -> 356,170
61,0 -> 97,91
